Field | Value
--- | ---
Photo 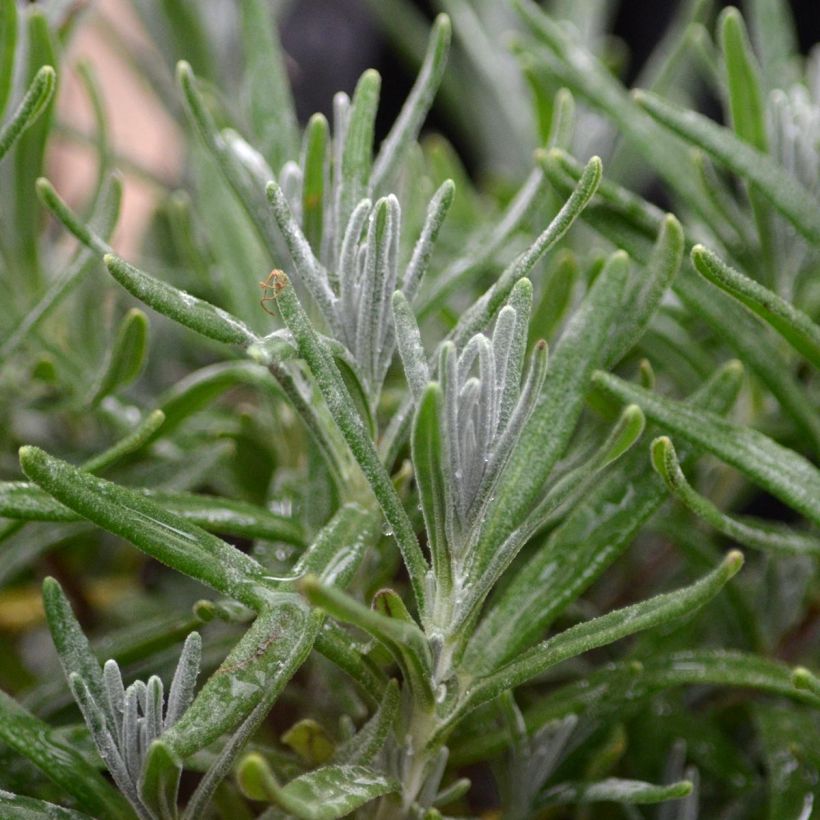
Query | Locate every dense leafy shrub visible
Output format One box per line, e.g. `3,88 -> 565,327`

0,1 -> 817,817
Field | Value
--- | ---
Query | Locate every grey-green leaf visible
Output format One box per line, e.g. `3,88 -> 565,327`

238,754 -> 398,820
20,446 -> 274,611
593,371 -> 820,527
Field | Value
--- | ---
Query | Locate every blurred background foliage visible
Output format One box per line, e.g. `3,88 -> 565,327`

0,0 -> 818,817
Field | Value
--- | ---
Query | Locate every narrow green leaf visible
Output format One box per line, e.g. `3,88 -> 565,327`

289,502 -> 377,587
392,291 -> 429,400
720,7 -> 767,151
604,212 -> 684,366
270,271 -> 429,616
513,0 -> 713,221
692,244 -> 820,369
36,179 -> 258,347
11,11 -> 56,290
41,577 -> 107,719
0,484 -> 306,546
265,179 -> 338,331
0,64 -> 55,162
544,149 -> 820,450
336,69 -> 381,254
301,113 -> 329,254
301,576 -> 434,707
593,371 -> 820,527
139,740 -> 180,820
240,0 -> 299,165
634,89 -> 820,245
0,690 -> 131,819
0,0 -> 17,118
176,61 -> 281,257
20,446 -> 275,611
371,13 -> 451,192
104,254 -> 257,347
1,175 -> 123,359
462,552 -> 743,715
538,777 -> 692,808
91,308 -> 149,404
469,250 -> 628,581
412,384 -> 452,598
452,650 -> 819,765
82,409 -> 165,473
652,436 -> 820,557
238,755 -> 398,820
792,667 -> 820,698
452,155 -> 602,347
334,679 -> 400,765
0,792 -> 91,819
162,598 -> 320,759
314,624 -> 389,705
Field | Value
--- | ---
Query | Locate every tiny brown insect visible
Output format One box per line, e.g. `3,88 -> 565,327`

259,269 -> 283,315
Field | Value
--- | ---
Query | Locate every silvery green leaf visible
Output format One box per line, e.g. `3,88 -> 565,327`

164,633 -> 201,730
239,0 -> 299,166
0,689 -> 131,819
20,447 -> 274,611
691,244 -> 820,369
593,371 -> 820,527
0,65 -> 55,162
412,384 -> 452,598
335,69 -> 380,258
634,89 -> 820,245
467,250 -> 628,587
90,309 -> 149,405
451,650 -> 819,766
371,14 -> 451,192
401,179 -> 454,303
537,777 -> 693,808
392,291 -> 429,401
41,578 -> 108,722
269,270 -> 429,616
301,577 -> 434,708
651,436 -> 820,557
0,792 -> 92,819
238,754 -> 398,820
161,597 -> 320,760
266,177 -> 339,331
461,552 -> 743,715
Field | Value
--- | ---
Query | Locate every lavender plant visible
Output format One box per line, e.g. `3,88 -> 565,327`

0,1 -> 817,818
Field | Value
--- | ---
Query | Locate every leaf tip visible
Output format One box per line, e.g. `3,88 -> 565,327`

236,752 -> 277,802
649,435 -> 673,477
724,549 -> 744,575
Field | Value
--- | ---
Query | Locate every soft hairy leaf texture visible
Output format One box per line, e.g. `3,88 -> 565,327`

1,3 -> 818,818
